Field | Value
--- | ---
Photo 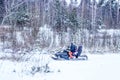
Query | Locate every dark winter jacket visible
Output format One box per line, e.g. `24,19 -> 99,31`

70,43 -> 77,53
77,46 -> 82,56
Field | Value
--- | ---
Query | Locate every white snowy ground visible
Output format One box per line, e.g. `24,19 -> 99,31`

0,53 -> 120,80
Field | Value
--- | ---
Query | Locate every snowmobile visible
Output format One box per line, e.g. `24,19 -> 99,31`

51,50 -> 88,60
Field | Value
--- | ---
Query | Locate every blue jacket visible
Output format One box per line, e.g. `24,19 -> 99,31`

77,46 -> 82,56
70,43 -> 77,53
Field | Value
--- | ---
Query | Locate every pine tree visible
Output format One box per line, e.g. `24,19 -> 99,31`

69,7 -> 78,34
0,0 -> 5,24
68,0 -> 79,34
53,0 -> 62,32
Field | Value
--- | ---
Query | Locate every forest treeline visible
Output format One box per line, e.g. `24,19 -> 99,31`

0,0 -> 120,53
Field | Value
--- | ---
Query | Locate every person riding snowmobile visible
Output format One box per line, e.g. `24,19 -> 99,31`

63,46 -> 73,59
69,43 -> 77,57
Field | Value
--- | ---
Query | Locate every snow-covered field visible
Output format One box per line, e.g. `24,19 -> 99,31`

0,53 -> 120,80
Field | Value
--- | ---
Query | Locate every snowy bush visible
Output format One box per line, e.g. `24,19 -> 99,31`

19,49 -> 52,75
37,24 -> 54,48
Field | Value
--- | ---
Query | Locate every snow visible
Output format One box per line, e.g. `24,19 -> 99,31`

66,0 -> 81,6
91,0 -> 100,3
98,29 -> 120,36
16,32 -> 24,44
47,54 -> 120,80
0,53 -> 120,80
0,25 -> 11,28
65,0 -> 119,5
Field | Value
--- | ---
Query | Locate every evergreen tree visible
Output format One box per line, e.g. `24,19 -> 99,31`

53,0 -> 61,32
60,0 -> 68,32
15,2 -> 30,28
102,0 -> 119,28
0,0 -> 5,24
69,7 -> 78,34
